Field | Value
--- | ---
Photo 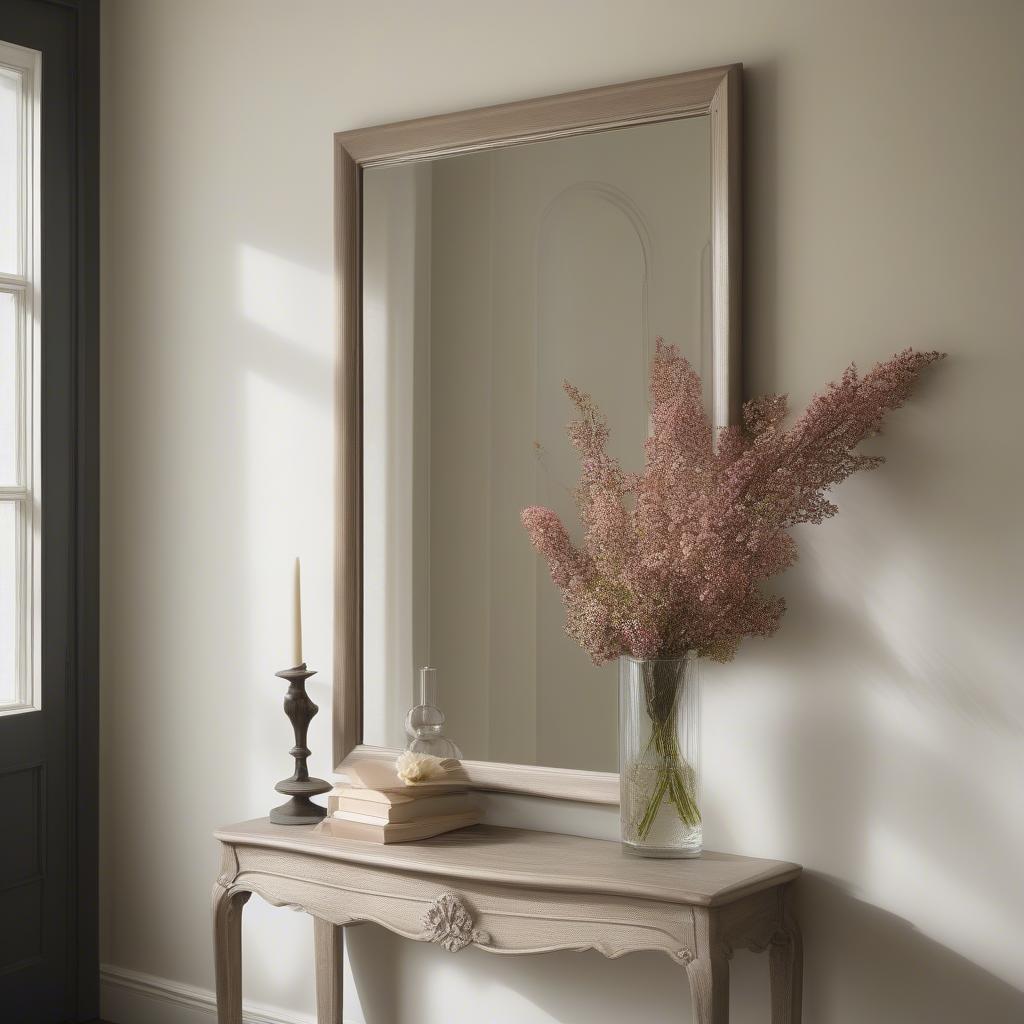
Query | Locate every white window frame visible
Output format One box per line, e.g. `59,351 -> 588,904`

1,39 -> 42,716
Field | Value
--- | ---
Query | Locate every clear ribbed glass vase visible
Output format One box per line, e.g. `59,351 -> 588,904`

619,655 -> 702,858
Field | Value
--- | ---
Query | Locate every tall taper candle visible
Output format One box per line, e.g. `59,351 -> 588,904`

293,556 -> 303,667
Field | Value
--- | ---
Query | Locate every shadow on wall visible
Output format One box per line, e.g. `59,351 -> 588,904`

797,873 -> 1024,1024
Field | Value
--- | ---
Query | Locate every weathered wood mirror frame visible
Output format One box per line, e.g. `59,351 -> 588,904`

333,64 -> 742,803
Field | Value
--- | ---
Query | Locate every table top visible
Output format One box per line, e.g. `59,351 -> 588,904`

216,818 -> 800,908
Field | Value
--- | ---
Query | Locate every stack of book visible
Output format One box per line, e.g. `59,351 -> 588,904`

316,759 -> 480,844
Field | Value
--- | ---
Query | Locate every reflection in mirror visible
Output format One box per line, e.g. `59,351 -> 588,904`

362,116 -> 711,772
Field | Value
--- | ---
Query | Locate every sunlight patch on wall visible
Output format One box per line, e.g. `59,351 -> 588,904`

239,244 -> 332,353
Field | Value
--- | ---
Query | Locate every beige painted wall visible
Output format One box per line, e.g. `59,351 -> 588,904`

100,2 -> 1024,1022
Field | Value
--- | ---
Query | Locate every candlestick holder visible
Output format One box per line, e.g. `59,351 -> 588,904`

270,663 -> 331,825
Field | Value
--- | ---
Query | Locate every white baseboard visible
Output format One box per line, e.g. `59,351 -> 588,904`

101,963 -> 355,1024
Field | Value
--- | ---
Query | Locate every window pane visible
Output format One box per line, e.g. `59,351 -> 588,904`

0,67 -> 19,275
0,500 -> 17,705
0,289 -> 17,484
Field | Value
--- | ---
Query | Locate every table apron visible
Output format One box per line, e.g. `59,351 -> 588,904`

219,841 -> 703,963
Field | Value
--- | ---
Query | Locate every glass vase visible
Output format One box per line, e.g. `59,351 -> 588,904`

619,655 -> 702,858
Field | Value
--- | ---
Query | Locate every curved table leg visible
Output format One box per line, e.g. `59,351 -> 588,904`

769,887 -> 803,1023
314,918 -> 344,1024
687,908 -> 730,1023
686,952 -> 730,1023
212,882 -> 251,1024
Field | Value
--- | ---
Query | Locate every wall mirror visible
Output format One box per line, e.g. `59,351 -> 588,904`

335,65 -> 741,802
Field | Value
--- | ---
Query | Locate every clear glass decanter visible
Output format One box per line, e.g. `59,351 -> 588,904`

404,667 -> 463,758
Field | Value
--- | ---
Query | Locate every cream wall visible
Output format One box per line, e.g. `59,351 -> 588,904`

100,2 -> 1024,1022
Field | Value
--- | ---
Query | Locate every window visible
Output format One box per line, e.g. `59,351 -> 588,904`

0,40 -> 41,713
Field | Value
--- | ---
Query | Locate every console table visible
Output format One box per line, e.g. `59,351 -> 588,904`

213,818 -> 802,1023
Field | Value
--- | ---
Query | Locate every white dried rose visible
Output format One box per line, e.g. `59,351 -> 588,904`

395,750 -> 447,784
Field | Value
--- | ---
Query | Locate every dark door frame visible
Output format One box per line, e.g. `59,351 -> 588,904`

55,0 -> 101,1016
68,0 -> 100,1016
0,1 -> 99,1019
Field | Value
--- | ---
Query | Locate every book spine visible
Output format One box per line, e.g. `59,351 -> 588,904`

332,809 -> 391,826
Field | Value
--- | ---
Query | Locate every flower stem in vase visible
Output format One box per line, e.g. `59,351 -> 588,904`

632,659 -> 701,842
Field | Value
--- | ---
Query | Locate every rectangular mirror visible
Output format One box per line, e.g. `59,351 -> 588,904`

335,66 -> 741,801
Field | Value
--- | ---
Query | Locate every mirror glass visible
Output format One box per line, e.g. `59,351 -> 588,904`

361,116 -> 711,772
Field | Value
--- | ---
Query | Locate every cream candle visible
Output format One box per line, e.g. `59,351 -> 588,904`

293,556 -> 303,667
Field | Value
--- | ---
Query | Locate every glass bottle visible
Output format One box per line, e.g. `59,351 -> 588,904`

404,667 -> 463,758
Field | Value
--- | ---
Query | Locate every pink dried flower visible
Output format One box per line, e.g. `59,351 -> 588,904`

521,340 -> 944,664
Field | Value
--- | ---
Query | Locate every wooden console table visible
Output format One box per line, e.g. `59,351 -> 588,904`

213,819 -> 802,1023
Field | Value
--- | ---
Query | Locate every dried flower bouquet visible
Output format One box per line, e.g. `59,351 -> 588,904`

522,341 -> 943,839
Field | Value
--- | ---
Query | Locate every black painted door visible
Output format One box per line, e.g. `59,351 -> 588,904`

0,2 -> 98,1021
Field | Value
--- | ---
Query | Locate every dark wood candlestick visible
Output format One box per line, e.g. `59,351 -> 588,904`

270,663 -> 330,825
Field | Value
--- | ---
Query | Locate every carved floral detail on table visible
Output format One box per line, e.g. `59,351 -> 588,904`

422,891 -> 490,952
